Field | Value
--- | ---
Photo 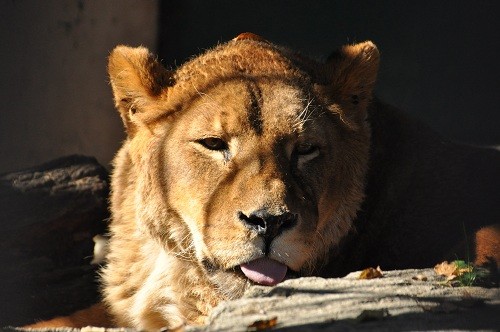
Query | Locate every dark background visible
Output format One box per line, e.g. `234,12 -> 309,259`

0,1 -> 499,173
159,1 -> 500,146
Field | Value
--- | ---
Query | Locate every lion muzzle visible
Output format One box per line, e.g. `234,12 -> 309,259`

237,209 -> 297,285
238,209 -> 298,241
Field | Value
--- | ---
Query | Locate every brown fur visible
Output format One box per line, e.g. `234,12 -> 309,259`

102,38 -> 379,329
25,304 -> 111,328
475,225 -> 500,266
28,35 -> 500,329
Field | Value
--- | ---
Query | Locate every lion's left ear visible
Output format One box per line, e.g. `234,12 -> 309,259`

315,41 -> 380,130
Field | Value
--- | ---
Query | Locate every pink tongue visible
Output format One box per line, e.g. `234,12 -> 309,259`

240,257 -> 287,286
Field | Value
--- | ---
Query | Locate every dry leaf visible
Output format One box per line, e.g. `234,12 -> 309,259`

359,266 -> 383,279
434,260 -> 474,282
434,261 -> 457,276
247,316 -> 278,331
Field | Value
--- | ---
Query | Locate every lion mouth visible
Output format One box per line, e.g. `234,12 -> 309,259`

203,256 -> 298,287
239,257 -> 288,286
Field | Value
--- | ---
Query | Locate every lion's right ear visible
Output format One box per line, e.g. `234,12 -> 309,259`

108,45 -> 172,136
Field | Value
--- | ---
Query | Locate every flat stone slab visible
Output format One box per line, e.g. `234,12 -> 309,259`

189,268 -> 499,331
9,268 -> 499,332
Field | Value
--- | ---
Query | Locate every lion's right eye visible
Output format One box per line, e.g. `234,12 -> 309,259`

295,143 -> 317,156
197,137 -> 228,151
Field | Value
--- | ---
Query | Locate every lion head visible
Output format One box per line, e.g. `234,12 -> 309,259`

104,34 -> 379,328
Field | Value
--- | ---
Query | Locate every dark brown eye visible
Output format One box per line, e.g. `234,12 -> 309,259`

295,142 -> 318,155
198,137 -> 228,151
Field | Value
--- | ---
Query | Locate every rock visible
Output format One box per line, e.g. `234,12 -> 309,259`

7,268 -> 499,331
187,269 -> 499,331
0,155 -> 109,326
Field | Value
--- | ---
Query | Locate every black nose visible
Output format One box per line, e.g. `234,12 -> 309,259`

238,209 -> 298,240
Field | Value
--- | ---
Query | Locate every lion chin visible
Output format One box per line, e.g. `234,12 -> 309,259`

201,256 -> 299,300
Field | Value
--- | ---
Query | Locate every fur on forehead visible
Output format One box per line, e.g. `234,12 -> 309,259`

165,39 -> 317,111
108,37 -> 379,134
175,39 -> 314,82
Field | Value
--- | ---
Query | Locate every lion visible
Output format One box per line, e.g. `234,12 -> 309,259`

28,33 -> 499,330
102,33 -> 381,330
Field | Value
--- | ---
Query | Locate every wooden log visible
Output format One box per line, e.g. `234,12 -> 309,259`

0,155 -> 109,326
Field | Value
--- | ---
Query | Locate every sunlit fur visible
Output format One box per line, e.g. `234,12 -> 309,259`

102,37 -> 379,330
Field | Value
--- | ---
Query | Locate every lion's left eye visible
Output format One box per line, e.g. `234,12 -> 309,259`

198,137 -> 228,151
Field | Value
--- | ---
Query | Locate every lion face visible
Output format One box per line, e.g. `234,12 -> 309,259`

107,38 -> 379,300
165,79 -> 332,285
